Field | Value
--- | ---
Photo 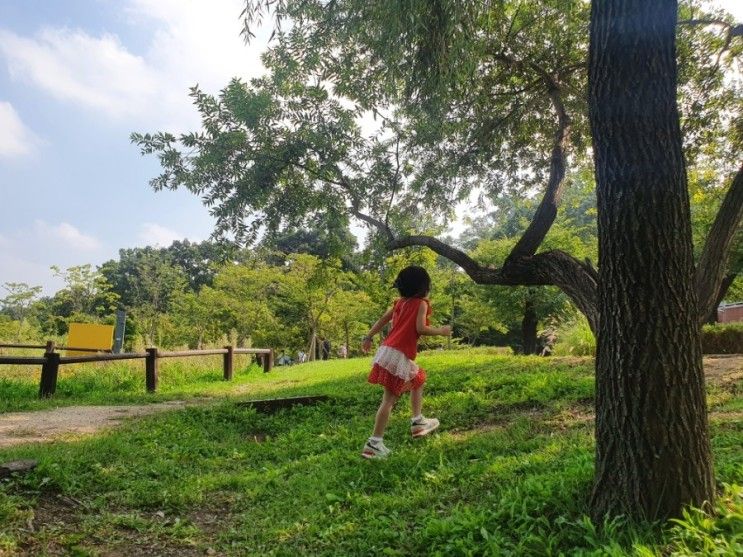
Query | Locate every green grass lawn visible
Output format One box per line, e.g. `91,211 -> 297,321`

0,349 -> 740,556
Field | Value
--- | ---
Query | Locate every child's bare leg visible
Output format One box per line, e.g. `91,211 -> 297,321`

372,389 -> 399,437
410,383 -> 439,437
411,384 -> 423,418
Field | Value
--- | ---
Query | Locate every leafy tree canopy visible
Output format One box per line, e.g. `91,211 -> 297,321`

133,0 -> 741,329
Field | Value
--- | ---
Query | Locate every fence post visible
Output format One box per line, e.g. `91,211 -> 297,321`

145,348 -> 159,393
263,350 -> 273,373
223,345 -> 234,381
39,350 -> 60,398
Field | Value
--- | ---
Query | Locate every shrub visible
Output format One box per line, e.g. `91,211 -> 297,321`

702,322 -> 743,354
552,316 -> 596,356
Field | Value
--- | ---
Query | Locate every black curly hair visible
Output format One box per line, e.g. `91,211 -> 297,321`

392,266 -> 431,298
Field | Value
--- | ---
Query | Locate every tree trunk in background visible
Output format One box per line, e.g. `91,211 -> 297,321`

308,328 -> 317,361
588,0 -> 714,521
449,292 -> 455,350
521,299 -> 538,355
706,273 -> 736,324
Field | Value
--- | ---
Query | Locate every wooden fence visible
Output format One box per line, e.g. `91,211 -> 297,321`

0,342 -> 274,398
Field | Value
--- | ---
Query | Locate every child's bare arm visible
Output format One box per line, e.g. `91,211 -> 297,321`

367,308 -> 393,337
362,308 -> 393,352
416,301 -> 452,337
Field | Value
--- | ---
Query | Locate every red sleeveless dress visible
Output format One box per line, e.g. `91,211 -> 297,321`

367,297 -> 430,396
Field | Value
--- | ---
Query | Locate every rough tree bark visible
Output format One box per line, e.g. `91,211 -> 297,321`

588,0 -> 714,521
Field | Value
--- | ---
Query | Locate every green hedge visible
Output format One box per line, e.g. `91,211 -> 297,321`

702,322 -> 743,354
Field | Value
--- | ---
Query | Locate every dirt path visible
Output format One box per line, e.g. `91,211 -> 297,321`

0,356 -> 740,450
701,354 -> 743,385
0,401 -> 195,448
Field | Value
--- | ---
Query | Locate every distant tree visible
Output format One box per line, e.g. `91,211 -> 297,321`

50,265 -> 119,325
325,287 -> 373,356
208,261 -> 283,349
457,177 -> 597,352
170,287 -> 236,348
0,282 -> 43,341
128,253 -> 188,345
165,240 -> 236,291
275,254 -> 349,360
100,241 -> 231,306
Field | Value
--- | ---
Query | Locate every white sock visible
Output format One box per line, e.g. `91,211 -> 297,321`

369,436 -> 383,444
412,415 -> 423,423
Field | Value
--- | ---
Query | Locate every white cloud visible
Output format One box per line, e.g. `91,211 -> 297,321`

0,222 -> 108,293
34,220 -> 101,251
0,250 -> 57,291
0,28 -> 157,119
0,101 -> 37,157
138,223 -> 183,247
0,0 -> 268,129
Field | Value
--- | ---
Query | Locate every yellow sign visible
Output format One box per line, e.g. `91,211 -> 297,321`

66,323 -> 114,356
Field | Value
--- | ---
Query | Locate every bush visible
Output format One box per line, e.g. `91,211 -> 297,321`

702,323 -> 743,354
0,317 -> 43,345
552,316 -> 596,356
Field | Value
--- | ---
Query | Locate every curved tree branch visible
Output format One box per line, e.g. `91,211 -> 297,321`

507,251 -> 599,333
389,234 -> 598,332
705,272 -> 737,323
488,53 -> 573,262
506,107 -> 571,261
679,18 -> 727,27
388,234 -> 492,282
350,207 -> 394,242
677,19 -> 743,69
696,164 -> 743,323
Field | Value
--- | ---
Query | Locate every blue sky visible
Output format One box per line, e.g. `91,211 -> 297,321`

1,0 -> 742,294
0,0 -> 271,293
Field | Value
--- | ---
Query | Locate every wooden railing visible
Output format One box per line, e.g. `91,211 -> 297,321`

0,342 -> 274,398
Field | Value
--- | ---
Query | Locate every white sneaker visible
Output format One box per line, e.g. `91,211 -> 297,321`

361,438 -> 391,459
411,417 -> 440,438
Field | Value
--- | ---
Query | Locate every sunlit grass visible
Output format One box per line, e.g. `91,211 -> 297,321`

0,349 -> 739,555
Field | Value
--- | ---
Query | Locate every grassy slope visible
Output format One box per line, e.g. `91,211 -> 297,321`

0,349 -> 740,556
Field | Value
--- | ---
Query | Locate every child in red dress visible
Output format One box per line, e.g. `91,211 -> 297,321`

361,266 -> 452,459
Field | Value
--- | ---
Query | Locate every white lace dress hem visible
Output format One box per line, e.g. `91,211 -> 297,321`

373,345 -> 419,381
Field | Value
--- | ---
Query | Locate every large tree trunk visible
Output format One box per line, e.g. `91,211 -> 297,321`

588,0 -> 714,521
521,299 -> 538,355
